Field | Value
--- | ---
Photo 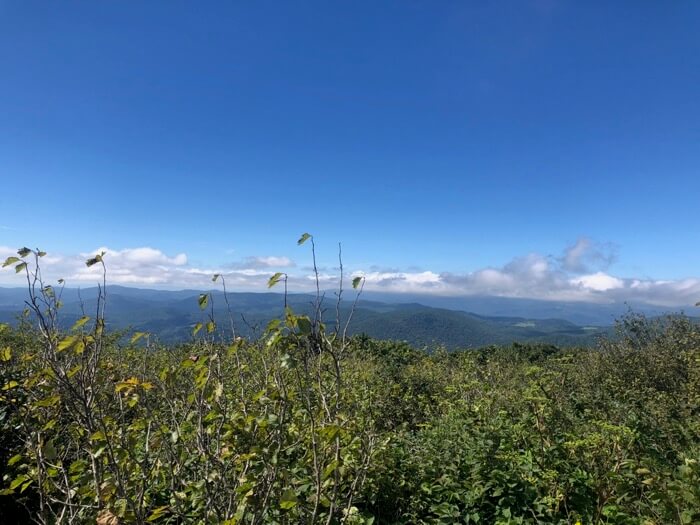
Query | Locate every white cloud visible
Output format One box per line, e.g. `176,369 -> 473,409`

0,246 -> 16,258
1,242 -> 699,307
352,270 -> 443,293
82,247 -> 187,266
354,247 -> 700,307
236,256 -> 294,269
0,246 -> 300,291
561,237 -> 617,273
571,272 -> 624,292
307,273 -> 338,282
68,247 -> 188,284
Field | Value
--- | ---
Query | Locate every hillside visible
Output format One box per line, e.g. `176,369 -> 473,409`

0,286 -> 605,348
1,297 -> 698,523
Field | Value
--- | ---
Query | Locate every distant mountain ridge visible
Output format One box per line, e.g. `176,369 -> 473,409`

361,292 -> 676,326
0,285 -> 661,348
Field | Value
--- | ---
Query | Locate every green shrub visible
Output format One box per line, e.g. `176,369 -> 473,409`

0,246 -> 698,523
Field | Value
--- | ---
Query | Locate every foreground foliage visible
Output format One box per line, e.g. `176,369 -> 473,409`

0,247 -> 699,523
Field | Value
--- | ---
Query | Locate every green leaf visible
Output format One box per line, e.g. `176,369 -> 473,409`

73,340 -> 86,355
114,499 -> 128,518
71,316 -> 90,331
268,272 -> 284,288
43,440 -> 57,461
279,489 -> 298,510
206,320 -> 216,334
198,293 -> 209,310
319,424 -> 341,440
146,506 -> 170,522
212,274 -> 220,282
115,377 -> 140,393
297,232 -> 311,245
352,276 -> 363,289
34,395 -> 60,408
58,335 -> 79,352
192,323 -> 203,336
85,254 -> 102,267
130,332 -> 147,344
2,256 -> 19,268
14,262 -> 27,274
37,251 -> 46,257
266,318 -> 281,332
297,317 -> 312,335
322,459 -> 339,480
9,474 -> 29,491
0,347 -> 11,362
7,454 -> 23,467
17,247 -> 31,258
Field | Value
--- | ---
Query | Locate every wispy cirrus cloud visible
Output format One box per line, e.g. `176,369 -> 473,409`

233,256 -> 295,269
560,237 -> 617,273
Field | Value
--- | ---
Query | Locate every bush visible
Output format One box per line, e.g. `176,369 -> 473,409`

0,247 -> 698,523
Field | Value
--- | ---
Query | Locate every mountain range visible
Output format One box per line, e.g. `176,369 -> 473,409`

0,285 -> 684,349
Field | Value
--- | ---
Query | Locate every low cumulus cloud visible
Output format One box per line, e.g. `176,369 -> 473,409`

1,239 -> 699,306
354,239 -> 700,307
71,247 -> 188,285
0,246 -> 293,290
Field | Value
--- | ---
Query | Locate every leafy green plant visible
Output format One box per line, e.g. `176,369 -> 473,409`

0,242 -> 698,524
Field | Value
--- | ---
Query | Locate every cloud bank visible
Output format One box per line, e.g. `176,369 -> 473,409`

1,240 -> 699,307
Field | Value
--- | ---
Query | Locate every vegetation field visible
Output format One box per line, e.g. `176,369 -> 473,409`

1,247 -> 699,524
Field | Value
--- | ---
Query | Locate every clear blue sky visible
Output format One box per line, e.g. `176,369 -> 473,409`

1,1 -> 699,290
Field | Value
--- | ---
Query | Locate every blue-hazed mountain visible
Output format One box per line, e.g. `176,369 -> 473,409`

0,285 -> 629,348
361,292 -> 674,326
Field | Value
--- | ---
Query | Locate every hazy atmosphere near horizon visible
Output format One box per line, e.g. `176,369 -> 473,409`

1,1 -> 699,305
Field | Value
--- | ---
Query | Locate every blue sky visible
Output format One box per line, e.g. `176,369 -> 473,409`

1,2 -> 699,304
